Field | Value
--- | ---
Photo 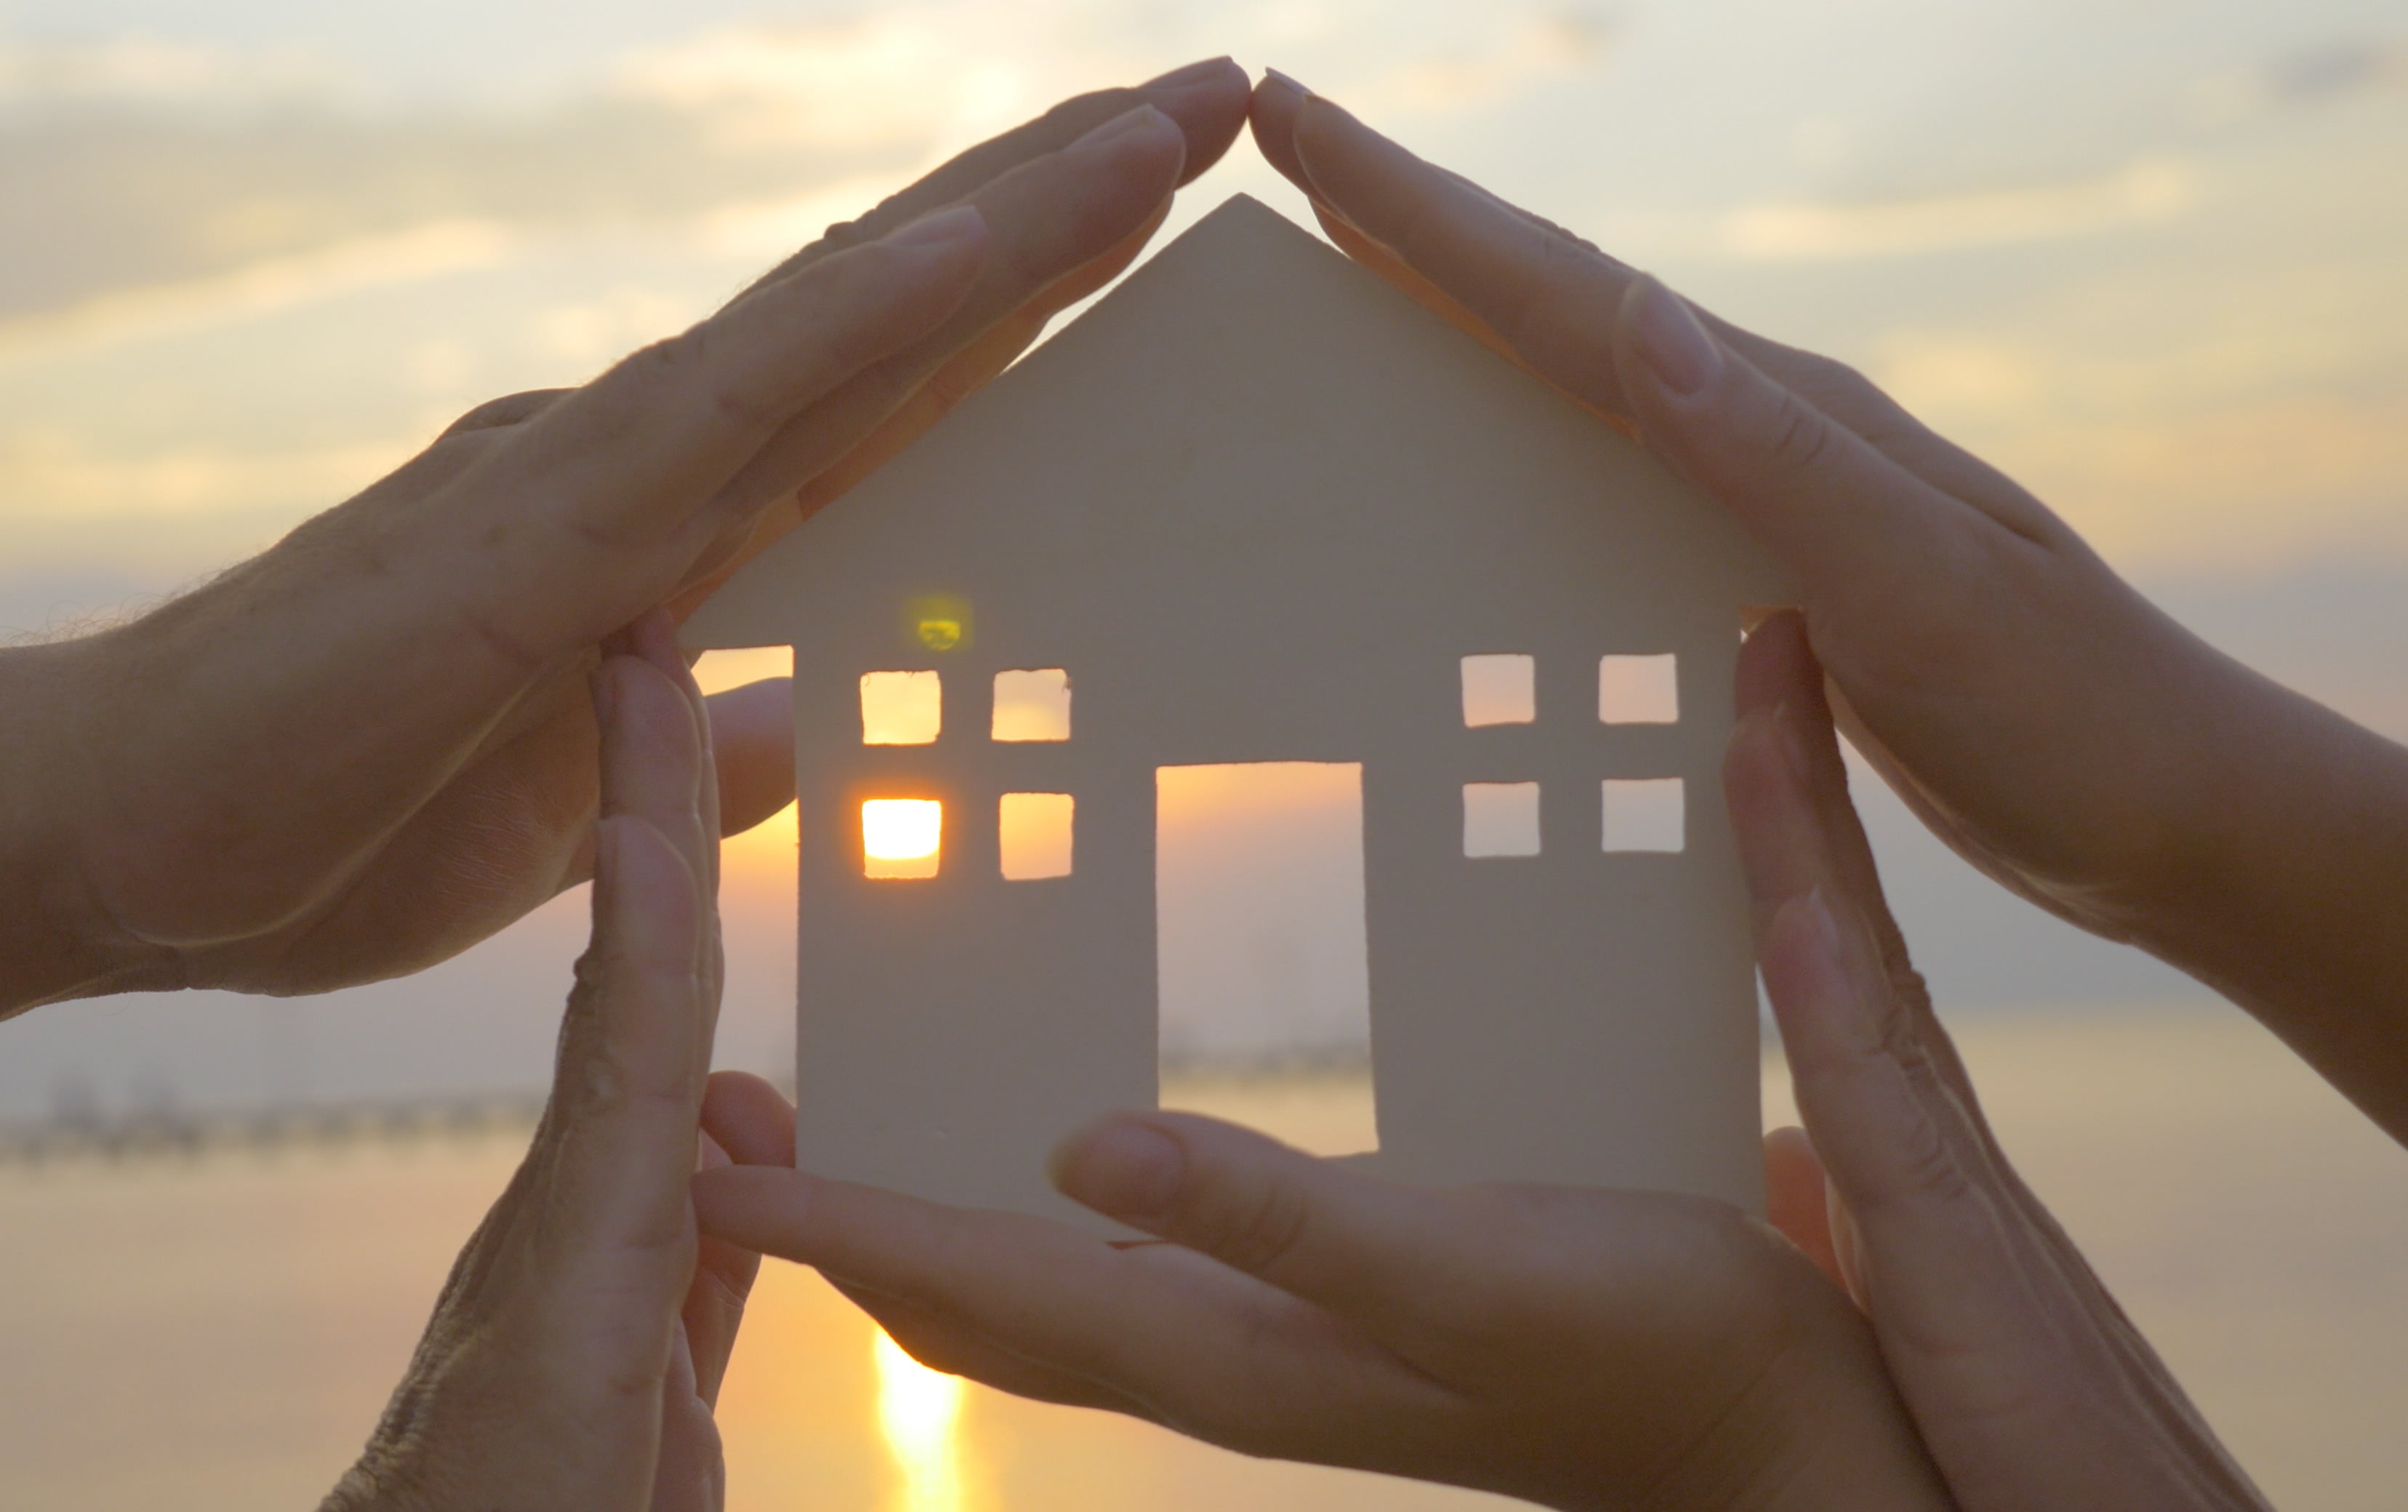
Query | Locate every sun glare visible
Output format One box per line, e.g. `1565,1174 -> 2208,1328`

863,799 -> 942,879
874,1328 -> 968,1512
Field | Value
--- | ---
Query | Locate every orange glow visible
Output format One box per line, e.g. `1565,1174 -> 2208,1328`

991,669 -> 1070,741
862,670 -> 942,744
998,792 -> 1073,879
864,799 -> 942,879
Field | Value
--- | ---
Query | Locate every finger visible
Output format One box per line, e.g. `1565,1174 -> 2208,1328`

705,677 -> 792,838
700,1070 -> 796,1168
689,105 -> 1190,528
1610,274 -> 2011,608
1762,1126 -> 1845,1292
513,205 -> 987,534
1048,1110 -> 1485,1341
1256,77 -> 2053,522
1730,614 -> 1983,1111
742,57 -> 1248,293
686,1132 -> 761,1408
690,1165 -> 1454,1460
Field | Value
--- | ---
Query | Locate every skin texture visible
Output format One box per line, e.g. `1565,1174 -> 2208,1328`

1243,73 -> 2408,1143
689,616 -> 2271,1512
321,611 -> 773,1512
0,58 -> 1253,1016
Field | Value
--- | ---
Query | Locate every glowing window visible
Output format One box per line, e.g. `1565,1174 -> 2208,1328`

1464,781 -> 1541,857
862,799 -> 942,879
992,669 -> 1070,741
999,792 -> 1074,880
861,671 -> 941,745
1461,654 -> 1535,727
1603,779 -> 1684,853
1600,655 -> 1679,724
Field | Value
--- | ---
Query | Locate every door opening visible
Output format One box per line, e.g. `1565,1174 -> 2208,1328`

1154,762 -> 1376,1155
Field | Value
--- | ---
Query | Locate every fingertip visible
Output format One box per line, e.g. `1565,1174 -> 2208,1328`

1049,1112 -> 1186,1223
702,1069 -> 798,1167
1138,57 -> 1251,185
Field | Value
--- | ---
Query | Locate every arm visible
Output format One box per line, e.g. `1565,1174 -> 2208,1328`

1244,74 -> 2408,1141
0,58 -> 1253,1018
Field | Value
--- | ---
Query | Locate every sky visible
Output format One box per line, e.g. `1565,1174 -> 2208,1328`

1,0 -> 2403,1117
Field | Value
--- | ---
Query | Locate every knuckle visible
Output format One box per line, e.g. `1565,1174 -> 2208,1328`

1181,1164 -> 1315,1276
1762,388 -> 1840,476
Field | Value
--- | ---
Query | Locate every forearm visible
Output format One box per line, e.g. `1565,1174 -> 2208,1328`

2139,630 -> 2408,1141
0,638 -> 171,1016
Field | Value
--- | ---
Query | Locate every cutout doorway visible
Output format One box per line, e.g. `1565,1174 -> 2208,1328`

1155,762 -> 1378,1155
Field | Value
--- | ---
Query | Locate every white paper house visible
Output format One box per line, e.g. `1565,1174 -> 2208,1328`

686,194 -> 1789,1230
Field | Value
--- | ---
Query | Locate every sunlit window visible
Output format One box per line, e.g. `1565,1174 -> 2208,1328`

992,668 -> 1070,741
1461,654 -> 1536,726
998,792 -> 1074,880
1603,778 -> 1684,852
862,671 -> 942,744
1600,654 -> 1679,724
1464,781 -> 1541,857
862,799 -> 942,879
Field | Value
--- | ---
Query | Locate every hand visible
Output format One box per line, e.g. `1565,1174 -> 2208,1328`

0,60 -> 1251,1015
321,611 -> 784,1512
1244,74 -> 2408,1139
691,1075 -> 1950,1512
686,615 -> 2268,1512
1734,612 -> 2268,1511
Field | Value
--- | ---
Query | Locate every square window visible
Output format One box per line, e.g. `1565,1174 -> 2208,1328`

1603,779 -> 1684,853
1463,781 -> 1541,857
993,669 -> 1071,741
999,792 -> 1074,880
1600,654 -> 1679,724
1461,654 -> 1535,727
862,799 -> 942,879
860,671 -> 941,745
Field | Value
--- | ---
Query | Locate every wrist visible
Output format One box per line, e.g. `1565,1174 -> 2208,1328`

0,633 -> 179,1015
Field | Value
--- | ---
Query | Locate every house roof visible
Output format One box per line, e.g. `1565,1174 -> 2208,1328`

683,192 -> 1786,665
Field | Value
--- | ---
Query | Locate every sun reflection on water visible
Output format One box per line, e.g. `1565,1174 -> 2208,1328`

874,1327 -> 970,1512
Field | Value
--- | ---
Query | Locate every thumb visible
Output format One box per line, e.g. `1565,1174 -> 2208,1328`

1609,274 -> 1987,602
1050,1111 -> 1465,1335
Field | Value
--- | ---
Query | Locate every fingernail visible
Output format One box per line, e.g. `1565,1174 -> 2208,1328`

1141,55 -> 1234,92
1068,104 -> 1174,158
885,204 -> 985,251
1626,276 -> 1722,398
1050,1114 -> 1185,1218
1799,886 -> 1847,970
1262,67 -> 1317,101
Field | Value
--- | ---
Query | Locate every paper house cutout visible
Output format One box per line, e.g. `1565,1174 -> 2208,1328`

685,194 -> 1790,1230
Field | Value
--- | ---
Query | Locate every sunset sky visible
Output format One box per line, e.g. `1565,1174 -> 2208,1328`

2,1 -> 2403,1117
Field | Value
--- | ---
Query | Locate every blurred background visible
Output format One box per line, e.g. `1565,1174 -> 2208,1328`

1,1 -> 2404,1508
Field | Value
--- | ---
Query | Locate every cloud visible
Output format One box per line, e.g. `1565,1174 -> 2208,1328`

1719,158 -> 2199,260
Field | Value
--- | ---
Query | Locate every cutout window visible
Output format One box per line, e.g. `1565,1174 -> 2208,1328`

1156,762 -> 1376,1155
1602,779 -> 1684,853
1600,654 -> 1679,724
1461,654 -> 1535,727
992,669 -> 1071,742
861,671 -> 941,745
862,799 -> 942,879
998,792 -> 1075,880
1464,781 -> 1541,857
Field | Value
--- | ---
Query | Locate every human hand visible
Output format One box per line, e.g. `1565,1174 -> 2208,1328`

1245,73 -> 2408,1138
691,1070 -> 1950,1512
1734,611 -> 2268,1511
321,611 -> 786,1512
0,60 -> 1251,1014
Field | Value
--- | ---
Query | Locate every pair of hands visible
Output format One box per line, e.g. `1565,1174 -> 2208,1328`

5,52 -> 2377,1512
